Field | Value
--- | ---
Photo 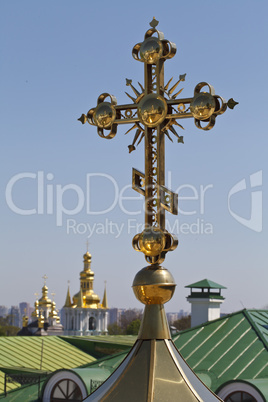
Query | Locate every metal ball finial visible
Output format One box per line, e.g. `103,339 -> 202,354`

132,264 -> 176,305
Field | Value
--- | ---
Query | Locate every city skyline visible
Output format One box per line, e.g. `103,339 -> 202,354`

1,1 -> 267,314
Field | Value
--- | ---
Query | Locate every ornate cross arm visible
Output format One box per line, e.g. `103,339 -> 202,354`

78,18 -> 238,265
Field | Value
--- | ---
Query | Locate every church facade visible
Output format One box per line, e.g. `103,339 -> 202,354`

61,250 -> 108,336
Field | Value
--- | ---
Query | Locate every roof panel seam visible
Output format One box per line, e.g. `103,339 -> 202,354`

192,317 -> 246,369
253,361 -> 268,379
208,327 -> 251,371
234,347 -> 266,379
178,327 -> 204,352
185,320 -> 228,360
218,337 -> 258,378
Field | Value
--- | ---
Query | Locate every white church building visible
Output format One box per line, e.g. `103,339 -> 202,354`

62,250 -> 108,335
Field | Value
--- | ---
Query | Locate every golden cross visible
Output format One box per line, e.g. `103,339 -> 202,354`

79,18 -> 237,264
42,274 -> 48,285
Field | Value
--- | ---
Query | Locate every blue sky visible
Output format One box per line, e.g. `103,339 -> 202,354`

1,1 -> 267,315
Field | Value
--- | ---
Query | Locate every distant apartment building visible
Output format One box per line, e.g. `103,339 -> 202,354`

108,308 -> 143,327
9,306 -> 20,327
0,305 -> 8,317
19,302 -> 31,319
108,308 -> 126,326
166,310 -> 188,324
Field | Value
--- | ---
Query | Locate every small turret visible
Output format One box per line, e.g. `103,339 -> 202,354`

186,279 -> 226,327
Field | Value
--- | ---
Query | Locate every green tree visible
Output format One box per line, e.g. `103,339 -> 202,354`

173,315 -> 191,331
108,323 -> 123,335
120,309 -> 142,333
126,319 -> 141,335
0,315 -> 20,336
0,325 -> 20,336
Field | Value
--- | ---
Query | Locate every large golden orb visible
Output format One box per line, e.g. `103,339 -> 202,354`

132,265 -> 176,305
93,102 -> 116,128
138,94 -> 167,127
190,92 -> 216,121
140,37 -> 163,64
138,227 -> 166,257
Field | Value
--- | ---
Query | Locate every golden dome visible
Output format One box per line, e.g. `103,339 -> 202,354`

73,290 -> 100,308
132,264 -> 176,305
49,301 -> 59,319
39,285 -> 52,306
83,251 -> 92,261
38,312 -> 45,329
85,292 -> 100,305
70,249 -> 101,309
32,299 -> 39,318
80,270 -> 94,279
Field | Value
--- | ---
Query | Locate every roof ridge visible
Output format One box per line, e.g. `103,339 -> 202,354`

243,310 -> 268,350
173,309 -> 248,341
185,278 -> 227,289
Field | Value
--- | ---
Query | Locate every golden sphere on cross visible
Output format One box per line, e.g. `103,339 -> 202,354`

138,94 -> 167,127
140,37 -> 163,64
190,92 -> 216,121
138,227 -> 166,257
93,102 -> 116,128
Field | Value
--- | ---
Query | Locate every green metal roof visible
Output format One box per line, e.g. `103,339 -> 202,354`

60,335 -> 135,358
0,381 -> 40,401
0,351 -> 129,401
2,310 -> 268,400
173,309 -> 268,392
185,279 -> 227,289
0,336 -> 96,395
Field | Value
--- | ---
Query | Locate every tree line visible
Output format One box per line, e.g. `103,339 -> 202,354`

108,310 -> 191,335
0,316 -> 20,336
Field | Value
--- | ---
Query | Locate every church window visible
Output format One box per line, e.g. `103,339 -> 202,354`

51,379 -> 82,401
89,316 -> 96,330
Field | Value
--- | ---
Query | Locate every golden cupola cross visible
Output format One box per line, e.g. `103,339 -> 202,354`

78,17 -> 237,267
79,18 -> 237,401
